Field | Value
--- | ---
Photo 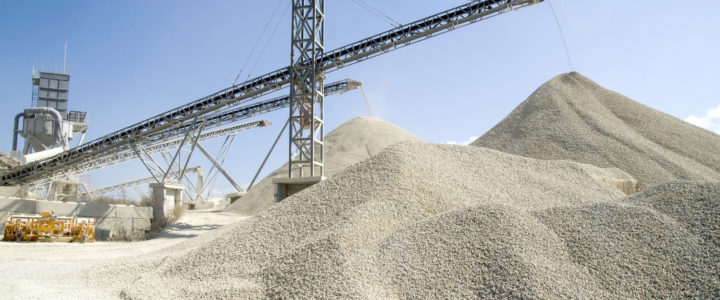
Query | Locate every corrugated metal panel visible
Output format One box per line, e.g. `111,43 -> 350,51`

34,72 -> 71,114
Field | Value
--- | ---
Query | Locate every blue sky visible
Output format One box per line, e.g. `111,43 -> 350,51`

1,1 -> 719,199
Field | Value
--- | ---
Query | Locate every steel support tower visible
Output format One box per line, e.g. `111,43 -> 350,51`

288,0 -> 325,178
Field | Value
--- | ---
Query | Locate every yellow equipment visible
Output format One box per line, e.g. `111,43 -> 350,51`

3,211 -> 95,242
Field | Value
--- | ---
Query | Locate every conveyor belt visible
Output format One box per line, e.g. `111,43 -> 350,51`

28,80 -> 359,185
1,0 -> 541,185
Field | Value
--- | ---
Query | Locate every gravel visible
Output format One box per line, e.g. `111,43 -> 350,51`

107,142 -> 648,299
472,72 -> 720,190
224,116 -> 422,216
85,73 -> 719,299
534,181 -> 720,298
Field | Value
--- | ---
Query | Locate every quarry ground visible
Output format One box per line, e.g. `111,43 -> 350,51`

0,209 -> 244,299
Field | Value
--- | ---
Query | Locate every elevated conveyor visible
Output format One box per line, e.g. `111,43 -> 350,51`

1,0 -> 541,185
25,79 -> 359,185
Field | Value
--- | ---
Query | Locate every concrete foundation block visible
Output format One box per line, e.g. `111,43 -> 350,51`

1,197 -> 153,241
150,182 -> 184,229
94,217 -> 116,231
115,218 -> 134,233
116,205 -> 152,219
35,200 -> 80,216
94,218 -> 115,241
95,217 -> 133,239
132,218 -> 151,232
226,191 -> 247,204
77,203 -> 117,218
273,176 -> 325,202
0,211 -> 8,233
93,216 -> 152,241
0,187 -> 21,197
0,197 -> 37,214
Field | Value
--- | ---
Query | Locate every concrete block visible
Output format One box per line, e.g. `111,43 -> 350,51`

114,218 -> 134,233
94,217 -> 115,230
150,182 -> 184,228
95,217 -> 133,239
1,198 -> 35,237
0,187 -> 21,197
0,211 -> 8,233
94,228 -> 111,241
77,203 -> 117,218
35,200 -> 80,216
116,205 -> 152,219
273,176 -> 325,202
226,191 -> 246,204
132,218 -> 151,232
0,197 -> 37,214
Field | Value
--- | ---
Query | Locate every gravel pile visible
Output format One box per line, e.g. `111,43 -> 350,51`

534,181 -> 720,298
472,72 -> 720,190
109,142 -> 666,299
224,116 -> 422,215
93,74 -> 719,298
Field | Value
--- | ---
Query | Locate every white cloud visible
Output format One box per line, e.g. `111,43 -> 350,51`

685,104 -> 720,135
447,136 -> 479,146
685,115 -> 711,128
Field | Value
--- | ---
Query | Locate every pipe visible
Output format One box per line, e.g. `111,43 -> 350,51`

12,113 -> 23,151
23,146 -> 64,164
23,107 -> 68,150
76,131 -> 86,146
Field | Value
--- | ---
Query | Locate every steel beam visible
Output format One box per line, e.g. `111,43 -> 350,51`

196,143 -> 243,193
92,166 -> 201,195
249,119 -> 289,190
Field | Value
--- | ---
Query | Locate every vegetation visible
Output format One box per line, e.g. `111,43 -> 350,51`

91,194 -> 152,207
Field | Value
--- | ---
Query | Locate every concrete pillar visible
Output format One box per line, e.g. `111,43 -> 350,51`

149,182 -> 185,229
272,176 -> 325,202
195,166 -> 204,201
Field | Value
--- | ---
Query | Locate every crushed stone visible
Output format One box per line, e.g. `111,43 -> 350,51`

472,72 -> 720,190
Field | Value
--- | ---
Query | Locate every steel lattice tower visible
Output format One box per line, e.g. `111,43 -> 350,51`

288,0 -> 325,178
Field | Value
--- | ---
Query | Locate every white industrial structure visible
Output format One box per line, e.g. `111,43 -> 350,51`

1,70 -> 93,201
9,71 -> 88,165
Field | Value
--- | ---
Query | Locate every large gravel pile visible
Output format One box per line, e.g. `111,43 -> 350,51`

224,116 -> 422,215
382,180 -> 720,299
89,74 -> 719,299
534,181 -> 720,298
102,142 -> 720,299
472,72 -> 720,190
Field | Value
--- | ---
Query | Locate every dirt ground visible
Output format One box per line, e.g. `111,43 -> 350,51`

0,209 -> 245,299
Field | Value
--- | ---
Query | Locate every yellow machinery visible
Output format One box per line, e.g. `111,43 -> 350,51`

3,211 -> 95,242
